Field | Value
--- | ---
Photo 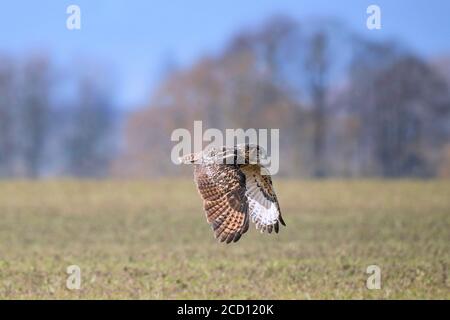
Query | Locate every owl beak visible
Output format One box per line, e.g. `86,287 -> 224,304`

178,154 -> 192,164
179,153 -> 200,164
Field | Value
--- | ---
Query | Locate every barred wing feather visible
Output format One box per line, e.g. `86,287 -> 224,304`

193,163 -> 285,243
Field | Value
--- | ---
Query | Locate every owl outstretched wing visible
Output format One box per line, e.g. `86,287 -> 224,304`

193,161 -> 285,243
241,165 -> 285,234
194,163 -> 250,243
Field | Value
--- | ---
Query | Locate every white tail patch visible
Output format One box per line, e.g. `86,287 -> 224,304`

245,174 -> 279,232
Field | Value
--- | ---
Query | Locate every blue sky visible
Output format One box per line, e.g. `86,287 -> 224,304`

1,0 -> 449,109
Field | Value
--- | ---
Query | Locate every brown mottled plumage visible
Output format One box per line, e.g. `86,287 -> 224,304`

180,144 -> 286,243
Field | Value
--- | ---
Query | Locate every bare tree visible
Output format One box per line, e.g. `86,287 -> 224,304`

342,40 -> 404,175
373,55 -> 450,176
304,31 -> 330,177
64,76 -> 115,177
0,56 -> 16,177
18,55 -> 51,178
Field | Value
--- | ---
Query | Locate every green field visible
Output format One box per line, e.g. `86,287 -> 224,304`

0,179 -> 448,299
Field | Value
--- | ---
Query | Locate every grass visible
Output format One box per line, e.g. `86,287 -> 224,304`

0,179 -> 448,299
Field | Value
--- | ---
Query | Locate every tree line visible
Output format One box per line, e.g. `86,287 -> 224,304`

0,54 -> 116,178
1,16 -> 450,178
117,16 -> 450,178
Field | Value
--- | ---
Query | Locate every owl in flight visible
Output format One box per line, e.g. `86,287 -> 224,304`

180,144 -> 285,243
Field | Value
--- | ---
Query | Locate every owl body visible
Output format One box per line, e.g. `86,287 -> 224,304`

181,144 -> 285,243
